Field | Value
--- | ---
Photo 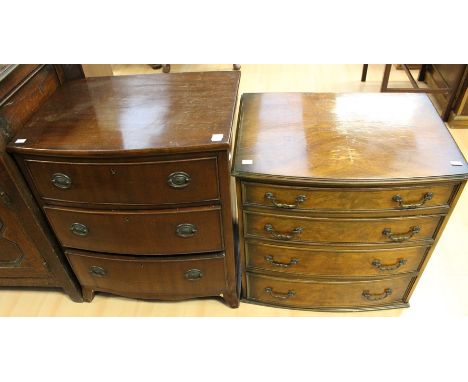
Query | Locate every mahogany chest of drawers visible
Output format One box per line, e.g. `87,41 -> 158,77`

232,92 -> 468,311
7,71 -> 241,307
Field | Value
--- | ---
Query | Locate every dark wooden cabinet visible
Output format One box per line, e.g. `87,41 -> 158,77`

0,64 -> 83,301
8,71 -> 241,307
232,92 -> 468,311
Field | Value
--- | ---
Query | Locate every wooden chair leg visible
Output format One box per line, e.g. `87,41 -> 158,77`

361,64 -> 368,82
162,65 -> 171,73
233,64 -> 241,71
441,65 -> 466,122
417,64 -> 428,81
380,64 -> 392,92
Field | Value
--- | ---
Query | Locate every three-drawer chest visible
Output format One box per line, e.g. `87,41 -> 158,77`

232,92 -> 468,311
7,71 -> 241,307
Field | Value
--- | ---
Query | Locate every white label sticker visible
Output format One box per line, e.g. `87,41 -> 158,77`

15,139 -> 27,144
450,161 -> 464,166
211,134 -> 224,142
242,159 -> 253,165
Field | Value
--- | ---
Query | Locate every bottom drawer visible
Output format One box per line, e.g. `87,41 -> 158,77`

66,250 -> 227,300
246,273 -> 414,311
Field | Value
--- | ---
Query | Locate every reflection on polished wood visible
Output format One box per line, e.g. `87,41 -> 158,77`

232,93 -> 467,183
8,71 -> 240,156
1,65 -> 468,317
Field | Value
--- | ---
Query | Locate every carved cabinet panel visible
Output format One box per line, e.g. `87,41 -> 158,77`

0,160 -> 50,277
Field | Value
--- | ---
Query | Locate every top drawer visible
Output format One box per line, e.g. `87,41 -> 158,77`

23,157 -> 219,206
242,182 -> 456,214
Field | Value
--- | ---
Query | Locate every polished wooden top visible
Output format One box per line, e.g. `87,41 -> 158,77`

7,71 -> 240,157
232,93 -> 468,184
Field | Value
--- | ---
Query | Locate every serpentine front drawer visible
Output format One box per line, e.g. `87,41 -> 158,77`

44,205 -> 223,255
242,182 -> 456,214
245,240 -> 429,277
244,211 -> 442,245
246,272 -> 414,310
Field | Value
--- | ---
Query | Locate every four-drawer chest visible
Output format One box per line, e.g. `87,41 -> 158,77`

232,93 -> 468,311
7,71 -> 241,307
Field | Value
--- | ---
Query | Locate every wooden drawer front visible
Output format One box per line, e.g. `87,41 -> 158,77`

244,211 -> 442,244
25,157 -> 219,206
242,182 -> 455,213
66,250 -> 226,299
44,206 -> 223,255
246,241 -> 428,277
246,273 -> 413,309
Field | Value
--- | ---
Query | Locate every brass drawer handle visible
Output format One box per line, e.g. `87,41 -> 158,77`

392,192 -> 433,209
51,173 -> 72,189
372,258 -> 407,271
168,171 -> 191,188
264,287 -> 296,300
185,268 -> 203,280
382,226 -> 420,242
265,255 -> 299,268
176,223 -> 198,237
362,288 -> 392,301
264,192 -> 306,209
70,222 -> 89,236
264,223 -> 303,241
89,265 -> 107,277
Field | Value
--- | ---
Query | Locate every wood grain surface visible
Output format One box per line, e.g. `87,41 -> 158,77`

7,71 -> 241,156
233,93 -> 468,183
44,205 -> 224,255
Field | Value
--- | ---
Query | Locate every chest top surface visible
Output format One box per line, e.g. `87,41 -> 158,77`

232,92 -> 468,184
7,71 -> 240,157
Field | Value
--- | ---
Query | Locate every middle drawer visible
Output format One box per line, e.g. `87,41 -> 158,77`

44,205 -> 223,255
244,211 -> 442,244
246,240 -> 428,277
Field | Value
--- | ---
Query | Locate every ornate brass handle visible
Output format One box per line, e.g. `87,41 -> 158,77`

264,287 -> 296,300
382,226 -> 420,242
168,171 -> 191,188
70,222 -> 89,236
89,266 -> 107,277
372,258 -> 407,271
264,223 -> 303,241
265,255 -> 299,268
362,288 -> 392,301
392,192 -> 433,209
176,223 -> 198,237
185,268 -> 203,280
51,173 -> 72,189
264,192 -> 307,209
